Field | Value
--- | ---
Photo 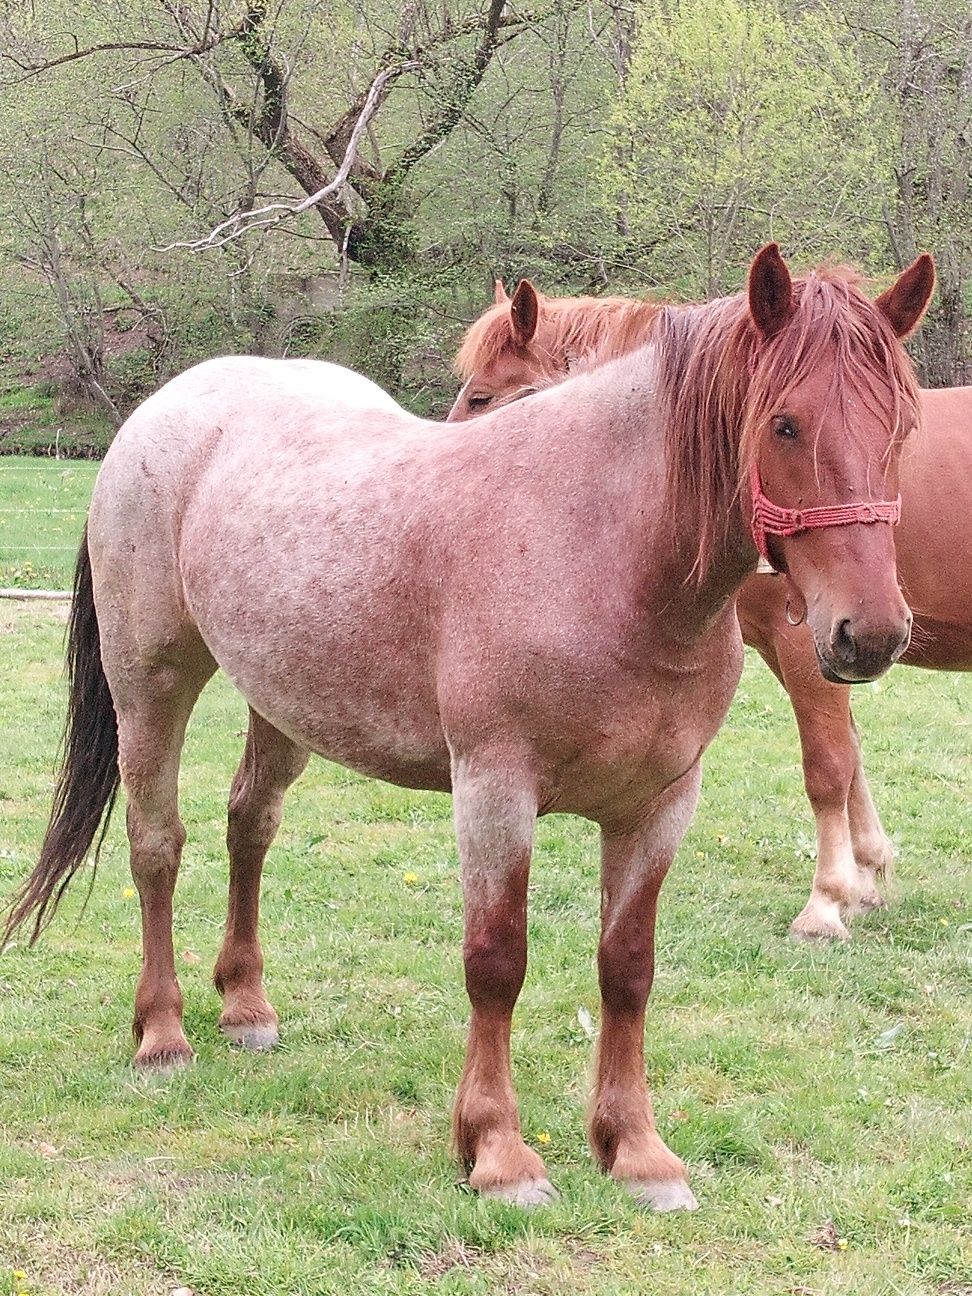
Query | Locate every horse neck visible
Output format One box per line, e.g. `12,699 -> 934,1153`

528,335 -> 752,644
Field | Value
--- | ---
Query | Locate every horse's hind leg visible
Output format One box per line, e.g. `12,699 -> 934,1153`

590,765 -> 700,1213
118,663 -> 214,1069
450,755 -> 554,1206
214,709 -> 309,1050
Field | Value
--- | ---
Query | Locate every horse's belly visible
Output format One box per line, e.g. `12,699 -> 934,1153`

902,616 -> 972,672
225,652 -> 451,790
186,578 -> 452,790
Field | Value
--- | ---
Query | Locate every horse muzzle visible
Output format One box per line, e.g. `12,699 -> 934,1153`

815,610 -> 912,683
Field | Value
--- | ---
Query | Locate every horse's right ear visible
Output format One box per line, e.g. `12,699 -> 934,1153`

748,243 -> 793,339
510,279 -> 539,345
494,278 -> 510,305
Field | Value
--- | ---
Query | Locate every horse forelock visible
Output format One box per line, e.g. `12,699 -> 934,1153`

659,268 -> 922,583
454,294 -> 662,381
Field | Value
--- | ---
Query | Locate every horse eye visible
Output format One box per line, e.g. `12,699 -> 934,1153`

773,416 -> 798,439
467,394 -> 492,410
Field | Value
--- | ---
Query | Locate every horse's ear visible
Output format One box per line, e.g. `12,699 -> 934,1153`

510,279 -> 539,345
748,243 -> 793,339
875,253 -> 935,339
494,278 -> 510,305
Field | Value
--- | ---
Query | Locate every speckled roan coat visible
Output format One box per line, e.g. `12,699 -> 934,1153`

5,245 -> 933,1212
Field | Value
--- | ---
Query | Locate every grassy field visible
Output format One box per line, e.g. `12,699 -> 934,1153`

0,464 -> 970,1296
0,388 -> 113,465
0,457 -> 96,590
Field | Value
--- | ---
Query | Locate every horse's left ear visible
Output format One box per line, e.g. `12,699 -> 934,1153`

494,278 -> 510,305
510,279 -> 540,345
875,253 -> 935,339
748,243 -> 794,339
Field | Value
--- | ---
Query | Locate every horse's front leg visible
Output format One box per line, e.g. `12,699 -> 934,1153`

739,584 -> 876,939
450,757 -> 554,1206
590,764 -> 701,1213
846,714 -> 893,908
785,672 -> 878,939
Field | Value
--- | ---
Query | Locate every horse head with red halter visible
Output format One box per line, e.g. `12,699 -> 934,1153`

742,244 -> 934,680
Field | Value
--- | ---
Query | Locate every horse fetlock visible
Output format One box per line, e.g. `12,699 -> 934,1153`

594,1114 -> 684,1180
601,1127 -> 696,1211
132,1011 -> 193,1071
855,876 -> 887,912
465,1130 -> 551,1202
217,985 -> 279,1051
853,831 -> 895,879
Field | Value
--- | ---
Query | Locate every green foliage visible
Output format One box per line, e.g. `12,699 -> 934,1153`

603,0 -> 890,295
0,0 -> 970,415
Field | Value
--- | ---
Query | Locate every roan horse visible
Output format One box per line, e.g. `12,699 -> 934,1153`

3,246 -> 932,1211
450,267 -> 955,940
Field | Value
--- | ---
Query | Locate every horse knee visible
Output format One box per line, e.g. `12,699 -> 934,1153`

801,740 -> 856,813
598,935 -> 653,1016
463,924 -> 526,1010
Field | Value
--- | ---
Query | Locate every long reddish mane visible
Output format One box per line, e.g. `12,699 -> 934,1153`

654,267 -> 922,580
453,293 -> 663,381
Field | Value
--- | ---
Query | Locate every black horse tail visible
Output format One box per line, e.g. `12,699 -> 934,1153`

2,524 -> 120,947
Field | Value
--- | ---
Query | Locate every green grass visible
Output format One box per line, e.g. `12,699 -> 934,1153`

0,386 -> 113,462
0,467 -> 970,1295
0,458 -> 97,589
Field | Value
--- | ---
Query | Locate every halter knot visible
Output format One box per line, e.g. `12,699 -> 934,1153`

749,462 -> 901,570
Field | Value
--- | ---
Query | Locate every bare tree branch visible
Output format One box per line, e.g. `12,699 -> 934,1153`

0,26 -> 239,86
157,61 -> 420,251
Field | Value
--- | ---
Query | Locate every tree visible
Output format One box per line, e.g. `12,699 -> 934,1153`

602,0 -> 888,296
872,0 -> 972,384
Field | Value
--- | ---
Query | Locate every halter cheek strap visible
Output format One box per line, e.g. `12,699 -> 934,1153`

749,461 -> 901,571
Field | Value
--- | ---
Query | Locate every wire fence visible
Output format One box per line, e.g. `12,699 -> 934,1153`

0,460 -> 98,598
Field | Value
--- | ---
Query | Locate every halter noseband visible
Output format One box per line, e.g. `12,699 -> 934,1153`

749,461 -> 901,571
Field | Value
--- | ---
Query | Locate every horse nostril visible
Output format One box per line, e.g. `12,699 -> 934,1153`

833,618 -> 857,663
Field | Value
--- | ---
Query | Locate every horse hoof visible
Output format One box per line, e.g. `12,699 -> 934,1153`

481,1177 -> 558,1207
220,1021 -> 279,1051
628,1178 -> 699,1212
133,1043 -> 195,1073
789,908 -> 850,942
857,889 -> 886,913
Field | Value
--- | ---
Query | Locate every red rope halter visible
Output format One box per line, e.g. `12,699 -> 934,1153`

749,462 -> 901,570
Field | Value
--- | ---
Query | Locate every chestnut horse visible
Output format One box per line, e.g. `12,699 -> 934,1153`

4,247 -> 932,1212
450,272 -> 958,940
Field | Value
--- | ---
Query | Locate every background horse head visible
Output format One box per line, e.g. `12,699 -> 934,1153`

448,278 -> 664,420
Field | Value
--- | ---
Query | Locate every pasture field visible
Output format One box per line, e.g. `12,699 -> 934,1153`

0,458 -> 96,590
0,464 -> 970,1296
